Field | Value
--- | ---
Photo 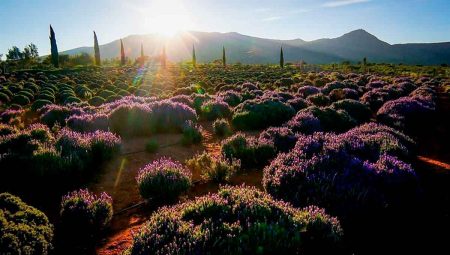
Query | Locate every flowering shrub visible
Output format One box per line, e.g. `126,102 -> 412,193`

287,97 -> 309,111
186,152 -> 240,182
263,125 -> 419,221
232,98 -> 295,130
286,111 -> 322,134
306,93 -> 331,107
221,133 -> 276,168
0,126 -> 121,189
360,89 -> 392,111
60,189 -> 113,235
213,118 -> 231,136
108,104 -> 152,136
40,104 -> 78,127
259,127 -> 298,152
200,99 -> 232,120
67,113 -> 109,132
148,100 -> 197,132
377,96 -> 435,132
124,186 -> 343,255
0,123 -> 17,136
297,85 -> 321,98
0,193 -> 54,255
287,106 -> 356,134
136,158 -> 192,202
329,88 -> 359,102
181,120 -> 203,145
218,90 -> 242,106
331,99 -> 372,124
322,81 -> 359,94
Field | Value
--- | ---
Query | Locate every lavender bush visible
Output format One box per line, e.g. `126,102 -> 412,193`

232,98 -> 295,130
221,133 -> 276,168
60,189 -> 113,235
136,158 -> 192,202
124,186 -> 342,255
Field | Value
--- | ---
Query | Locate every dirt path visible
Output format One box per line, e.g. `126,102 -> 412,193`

93,121 -> 264,255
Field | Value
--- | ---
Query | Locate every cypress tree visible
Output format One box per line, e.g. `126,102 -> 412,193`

49,25 -> 59,68
140,43 -> 145,65
161,45 -> 166,68
280,46 -> 284,68
120,39 -> 125,66
222,46 -> 226,67
94,31 -> 101,66
192,44 -> 196,68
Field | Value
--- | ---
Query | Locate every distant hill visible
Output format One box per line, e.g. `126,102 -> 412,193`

61,29 -> 450,65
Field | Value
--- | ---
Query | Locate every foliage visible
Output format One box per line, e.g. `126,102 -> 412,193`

0,193 -> 54,255
186,152 -> 240,182
60,189 -> 113,235
136,158 -> 192,202
213,118 -> 231,136
124,186 -> 342,255
221,133 -> 276,168
232,98 -> 295,130
181,120 -> 203,146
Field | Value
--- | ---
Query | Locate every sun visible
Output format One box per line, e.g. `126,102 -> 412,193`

144,0 -> 193,37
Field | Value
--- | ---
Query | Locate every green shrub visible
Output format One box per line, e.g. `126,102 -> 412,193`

213,119 -> 231,136
200,99 -> 232,120
88,96 -> 106,106
145,139 -> 159,153
186,152 -> 240,182
232,98 -> 295,130
11,94 -> 31,106
31,99 -> 53,112
0,92 -> 10,104
181,120 -> 203,146
221,133 -> 276,168
331,99 -> 372,124
0,193 -> 54,255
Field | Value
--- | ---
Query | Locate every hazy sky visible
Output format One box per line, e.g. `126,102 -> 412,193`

0,0 -> 449,57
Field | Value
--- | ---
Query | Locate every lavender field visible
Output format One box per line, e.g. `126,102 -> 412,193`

1,0 -> 450,254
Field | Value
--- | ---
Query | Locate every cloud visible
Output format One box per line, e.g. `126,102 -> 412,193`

322,0 -> 371,8
262,16 -> 282,22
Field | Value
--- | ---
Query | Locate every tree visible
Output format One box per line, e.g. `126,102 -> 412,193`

50,25 -> 59,68
120,39 -> 125,66
23,43 -> 39,61
192,44 -> 196,68
94,31 -> 101,66
137,43 -> 145,65
6,46 -> 23,60
161,45 -> 166,68
280,46 -> 284,68
222,46 -> 226,67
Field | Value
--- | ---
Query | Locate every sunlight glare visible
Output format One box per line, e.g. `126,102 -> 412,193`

144,0 -> 193,37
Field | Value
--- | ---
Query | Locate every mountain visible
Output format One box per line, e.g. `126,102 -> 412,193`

61,29 -> 450,65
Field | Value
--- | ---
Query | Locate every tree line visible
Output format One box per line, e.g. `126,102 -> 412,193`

1,25 -> 289,70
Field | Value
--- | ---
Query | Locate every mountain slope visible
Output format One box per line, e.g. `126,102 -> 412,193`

61,30 -> 450,65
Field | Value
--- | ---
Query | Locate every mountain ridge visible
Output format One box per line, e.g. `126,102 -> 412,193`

61,29 -> 450,65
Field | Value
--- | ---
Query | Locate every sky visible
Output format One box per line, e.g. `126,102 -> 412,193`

0,0 -> 449,58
